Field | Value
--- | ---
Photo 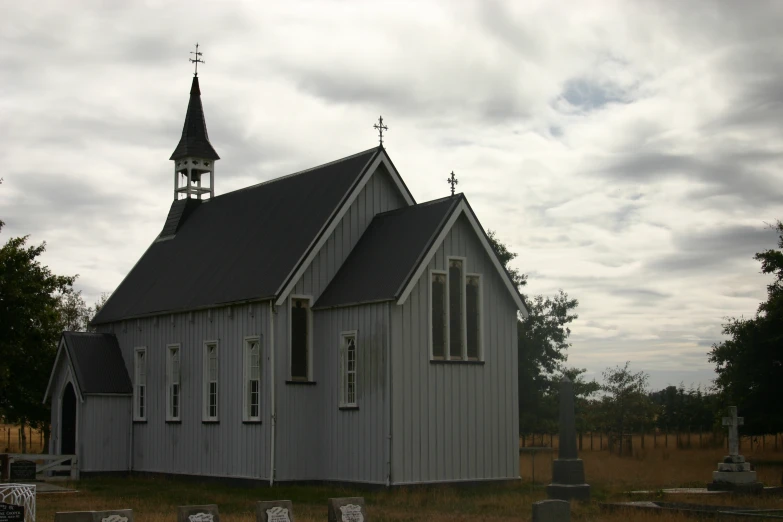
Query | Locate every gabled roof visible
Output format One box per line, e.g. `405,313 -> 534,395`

315,196 -> 460,309
170,76 -> 220,161
315,194 -> 528,315
92,147 -> 382,324
44,332 -> 132,401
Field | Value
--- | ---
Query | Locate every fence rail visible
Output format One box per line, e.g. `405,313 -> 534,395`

520,431 -> 783,453
4,453 -> 79,480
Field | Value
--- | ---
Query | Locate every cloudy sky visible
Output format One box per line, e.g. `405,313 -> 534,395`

3,1 -> 782,391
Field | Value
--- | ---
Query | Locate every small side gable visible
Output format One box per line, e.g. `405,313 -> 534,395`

396,197 -> 528,316
44,337 -> 84,403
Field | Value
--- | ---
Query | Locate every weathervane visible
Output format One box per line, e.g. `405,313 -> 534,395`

190,43 -> 205,76
373,116 -> 388,146
447,171 -> 458,196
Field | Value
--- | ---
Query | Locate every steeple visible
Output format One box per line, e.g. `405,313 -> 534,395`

171,51 -> 219,200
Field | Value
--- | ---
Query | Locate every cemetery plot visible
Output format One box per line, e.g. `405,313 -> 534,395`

0,503 -> 24,522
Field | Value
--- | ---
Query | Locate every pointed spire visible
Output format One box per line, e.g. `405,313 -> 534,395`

170,76 -> 220,161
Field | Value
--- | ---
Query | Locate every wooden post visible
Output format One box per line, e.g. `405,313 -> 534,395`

641,427 -> 645,450
590,431 -> 594,451
579,431 -> 583,451
665,428 -> 668,448
600,431 -> 603,451
688,426 -> 691,448
700,427 -> 703,448
653,429 -> 657,448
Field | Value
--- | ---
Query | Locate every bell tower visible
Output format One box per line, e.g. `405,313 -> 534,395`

170,44 -> 219,200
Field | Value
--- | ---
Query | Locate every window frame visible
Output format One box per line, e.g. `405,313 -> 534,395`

133,347 -> 147,422
243,335 -> 262,422
428,269 -> 448,360
166,343 -> 181,422
339,330 -> 358,409
288,295 -> 314,382
202,340 -> 219,422
447,256 -> 467,360
466,273 -> 484,361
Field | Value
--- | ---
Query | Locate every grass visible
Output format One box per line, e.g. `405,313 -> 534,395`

0,424 -> 45,453
33,447 -> 783,522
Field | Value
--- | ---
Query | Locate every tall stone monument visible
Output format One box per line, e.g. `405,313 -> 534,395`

546,376 -> 590,501
707,406 -> 763,493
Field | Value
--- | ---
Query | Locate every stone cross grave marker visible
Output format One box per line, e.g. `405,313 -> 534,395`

722,406 -> 743,457
178,505 -> 219,522
256,501 -> 293,522
532,500 -> 570,522
9,461 -> 36,482
328,498 -> 366,522
54,509 -> 133,522
0,503 -> 25,522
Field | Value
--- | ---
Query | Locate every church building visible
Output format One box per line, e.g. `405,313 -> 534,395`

44,68 -> 526,486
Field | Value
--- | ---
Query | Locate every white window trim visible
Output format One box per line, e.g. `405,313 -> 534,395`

166,343 -> 181,421
288,295 -> 314,381
133,347 -> 147,421
428,269 -> 448,360
466,273 -> 484,361
339,330 -> 358,408
243,335 -> 262,422
203,340 -> 219,422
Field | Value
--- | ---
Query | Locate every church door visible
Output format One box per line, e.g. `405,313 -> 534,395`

60,382 -> 76,457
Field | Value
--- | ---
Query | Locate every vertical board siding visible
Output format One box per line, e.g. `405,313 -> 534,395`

391,214 -> 520,484
80,396 -> 131,471
272,302 -> 389,484
292,166 -> 406,302
102,303 -> 270,479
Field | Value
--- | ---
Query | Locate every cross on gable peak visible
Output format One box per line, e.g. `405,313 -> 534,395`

447,171 -> 458,196
189,42 -> 205,77
373,116 -> 388,146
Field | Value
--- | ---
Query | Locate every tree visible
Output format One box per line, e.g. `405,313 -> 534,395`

0,225 -> 76,451
598,362 -> 654,456
708,221 -> 783,434
486,230 -> 580,434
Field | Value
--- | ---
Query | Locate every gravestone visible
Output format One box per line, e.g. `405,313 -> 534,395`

0,484 -> 35,522
546,376 -> 590,501
532,500 -> 570,522
55,509 -> 134,522
256,501 -> 293,522
177,505 -> 219,522
9,461 -> 36,482
327,498 -> 366,522
0,503 -> 25,522
707,406 -> 763,493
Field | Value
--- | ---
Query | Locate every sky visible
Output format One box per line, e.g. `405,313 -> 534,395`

2,1 -> 782,392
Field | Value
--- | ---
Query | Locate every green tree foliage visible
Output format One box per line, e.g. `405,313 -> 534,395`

708,221 -> 783,434
487,230 -> 580,434
0,226 -> 75,443
598,362 -> 654,455
648,384 -> 719,432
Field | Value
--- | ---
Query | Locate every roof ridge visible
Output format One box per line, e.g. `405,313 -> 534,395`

217,147 -> 380,199
374,193 -> 461,219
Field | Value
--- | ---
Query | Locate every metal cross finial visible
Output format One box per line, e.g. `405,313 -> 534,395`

373,116 -> 388,146
447,171 -> 459,196
190,43 -> 205,77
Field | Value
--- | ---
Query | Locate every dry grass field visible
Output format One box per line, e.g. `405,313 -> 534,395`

30,446 -> 783,522
0,424 -> 46,453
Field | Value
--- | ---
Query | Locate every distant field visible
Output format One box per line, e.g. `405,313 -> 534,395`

0,424 -> 45,453
34,447 -> 783,522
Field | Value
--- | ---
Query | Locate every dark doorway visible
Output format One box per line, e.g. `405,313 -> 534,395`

61,382 -> 76,457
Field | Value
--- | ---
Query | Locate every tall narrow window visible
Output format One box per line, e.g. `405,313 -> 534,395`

166,344 -> 181,421
431,272 -> 447,358
290,298 -> 311,380
244,337 -> 261,421
466,275 -> 482,360
203,341 -> 218,421
449,259 -> 464,359
339,332 -> 357,408
134,347 -> 146,421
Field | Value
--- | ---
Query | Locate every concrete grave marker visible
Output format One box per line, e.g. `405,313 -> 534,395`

0,484 -> 35,522
54,509 -> 133,522
546,376 -> 590,501
177,505 -> 219,522
256,501 -> 293,522
532,500 -> 570,522
707,406 -> 763,493
328,498 -> 366,522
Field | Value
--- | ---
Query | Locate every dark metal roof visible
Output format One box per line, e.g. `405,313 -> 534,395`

160,198 -> 202,237
170,77 -> 220,161
93,147 -> 380,324
314,195 -> 461,308
62,332 -> 132,395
